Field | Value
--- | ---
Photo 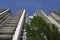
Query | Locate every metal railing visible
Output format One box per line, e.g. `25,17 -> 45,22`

0,9 -> 11,27
0,9 -> 10,15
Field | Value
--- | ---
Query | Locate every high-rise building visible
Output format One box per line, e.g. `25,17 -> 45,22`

0,9 -> 60,40
0,9 -> 26,40
33,9 -> 60,30
33,9 -> 51,23
48,10 -> 60,30
0,9 -> 11,27
48,10 -> 60,24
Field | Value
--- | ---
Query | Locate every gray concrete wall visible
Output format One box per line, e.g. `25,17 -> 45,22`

33,9 -> 51,23
49,11 -> 60,24
0,9 -> 12,27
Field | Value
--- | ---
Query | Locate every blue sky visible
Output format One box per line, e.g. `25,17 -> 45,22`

0,0 -> 60,15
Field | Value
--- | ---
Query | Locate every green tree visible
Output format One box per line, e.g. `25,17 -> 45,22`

25,16 -> 60,40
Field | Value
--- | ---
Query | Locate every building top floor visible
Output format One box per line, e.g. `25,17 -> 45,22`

48,10 -> 60,24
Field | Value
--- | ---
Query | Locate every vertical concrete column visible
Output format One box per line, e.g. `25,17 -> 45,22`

12,9 -> 26,40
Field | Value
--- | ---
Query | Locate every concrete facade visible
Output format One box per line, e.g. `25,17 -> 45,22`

48,10 -> 60,31
33,9 -> 51,23
49,10 -> 60,24
0,9 -> 26,40
0,9 -> 60,40
0,9 -> 11,27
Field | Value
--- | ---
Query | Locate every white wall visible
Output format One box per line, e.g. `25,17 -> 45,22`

50,12 -> 60,20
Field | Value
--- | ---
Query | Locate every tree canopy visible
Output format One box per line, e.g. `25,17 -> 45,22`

25,16 -> 60,40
